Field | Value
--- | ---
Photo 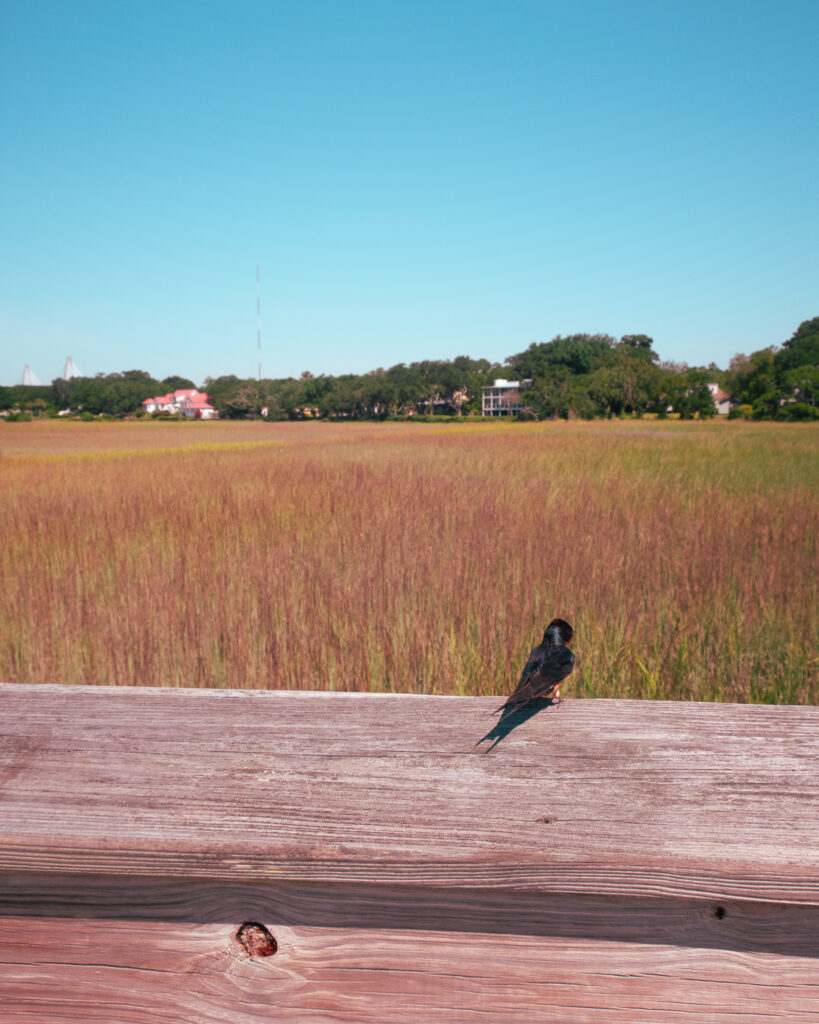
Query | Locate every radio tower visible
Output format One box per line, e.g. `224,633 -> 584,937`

256,265 -> 262,380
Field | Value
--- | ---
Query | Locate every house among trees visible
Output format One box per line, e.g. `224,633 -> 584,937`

481,379 -> 532,416
706,383 -> 733,415
141,388 -> 218,419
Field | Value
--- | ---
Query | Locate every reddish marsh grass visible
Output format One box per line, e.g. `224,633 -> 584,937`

1,420 -> 816,701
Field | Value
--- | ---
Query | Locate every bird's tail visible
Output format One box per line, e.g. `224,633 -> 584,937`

493,697 -> 524,716
493,687 -> 559,716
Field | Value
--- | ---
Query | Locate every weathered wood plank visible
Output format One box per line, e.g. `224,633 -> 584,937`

2,684 -> 818,1021
1,684 -> 818,901
2,873 -> 819,958
3,916 -> 819,1023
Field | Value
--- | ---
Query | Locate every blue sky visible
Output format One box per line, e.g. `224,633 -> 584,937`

1,0 -> 817,386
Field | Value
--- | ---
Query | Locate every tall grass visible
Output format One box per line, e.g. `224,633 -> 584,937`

1,420 -> 816,702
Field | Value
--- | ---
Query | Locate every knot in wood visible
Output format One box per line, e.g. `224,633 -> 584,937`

236,922 -> 277,958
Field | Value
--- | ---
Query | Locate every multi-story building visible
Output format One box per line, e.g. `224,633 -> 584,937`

481,379 -> 531,416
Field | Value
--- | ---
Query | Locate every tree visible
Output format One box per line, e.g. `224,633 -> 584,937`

404,357 -> 491,415
296,372 -> 333,410
222,385 -> 262,419
659,358 -> 688,374
162,375 -> 196,390
585,357 -> 658,417
383,364 -> 425,416
724,349 -> 777,405
774,317 -> 819,375
50,371 -> 161,415
507,334 -> 616,379
318,375 -> 358,418
776,402 -> 819,421
618,335 -> 659,363
783,365 -> 819,406
522,372 -> 572,419
0,384 -> 56,413
751,390 -> 782,420
203,376 -> 242,416
674,382 -> 717,419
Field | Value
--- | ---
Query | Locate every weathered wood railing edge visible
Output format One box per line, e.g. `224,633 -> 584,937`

4,679 -> 818,710
3,683 -> 818,906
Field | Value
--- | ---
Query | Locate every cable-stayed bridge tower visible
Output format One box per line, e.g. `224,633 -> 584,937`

63,356 -> 81,379
21,365 -> 42,385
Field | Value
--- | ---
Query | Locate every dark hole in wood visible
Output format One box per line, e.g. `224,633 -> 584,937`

536,816 -> 554,824
713,905 -> 727,920
236,921 -> 277,957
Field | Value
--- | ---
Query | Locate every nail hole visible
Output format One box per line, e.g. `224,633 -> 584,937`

236,921 -> 277,957
536,816 -> 554,824
713,905 -> 726,920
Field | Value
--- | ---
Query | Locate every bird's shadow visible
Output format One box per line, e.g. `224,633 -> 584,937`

475,697 -> 557,753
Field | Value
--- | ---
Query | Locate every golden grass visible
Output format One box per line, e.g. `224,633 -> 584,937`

0,418 -> 373,458
1,419 -> 816,702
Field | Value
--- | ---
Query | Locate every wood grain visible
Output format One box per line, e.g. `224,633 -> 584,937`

1,684 -> 817,899
1,684 -> 818,1021
3,916 -> 819,1023
2,873 -> 819,957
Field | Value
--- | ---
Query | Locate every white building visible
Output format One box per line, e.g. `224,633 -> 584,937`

481,379 -> 531,416
141,388 -> 218,419
706,383 -> 733,415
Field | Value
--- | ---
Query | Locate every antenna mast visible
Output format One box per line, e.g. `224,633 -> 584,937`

256,265 -> 261,381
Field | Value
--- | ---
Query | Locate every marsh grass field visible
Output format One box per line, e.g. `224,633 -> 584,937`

1,418 -> 816,703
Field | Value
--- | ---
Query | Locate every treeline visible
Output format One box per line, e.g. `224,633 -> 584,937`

0,371 -> 195,420
205,356 -> 494,420
509,319 -> 818,420
204,337 -> 723,420
719,317 -> 818,419
2,318 -> 817,421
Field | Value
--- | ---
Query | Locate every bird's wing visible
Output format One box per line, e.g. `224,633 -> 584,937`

510,646 -> 546,695
530,646 -> 574,695
496,646 -> 574,713
493,651 -> 541,713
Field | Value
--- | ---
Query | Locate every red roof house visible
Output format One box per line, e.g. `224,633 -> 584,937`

141,389 -> 218,419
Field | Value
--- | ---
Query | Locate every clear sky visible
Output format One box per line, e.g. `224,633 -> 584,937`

1,0 -> 817,386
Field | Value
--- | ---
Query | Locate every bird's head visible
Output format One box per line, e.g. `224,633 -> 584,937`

543,618 -> 574,646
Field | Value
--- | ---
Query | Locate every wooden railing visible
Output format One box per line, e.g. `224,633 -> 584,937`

1,683 -> 818,1022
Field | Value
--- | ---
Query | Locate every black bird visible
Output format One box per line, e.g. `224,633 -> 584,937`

495,618 -> 575,715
